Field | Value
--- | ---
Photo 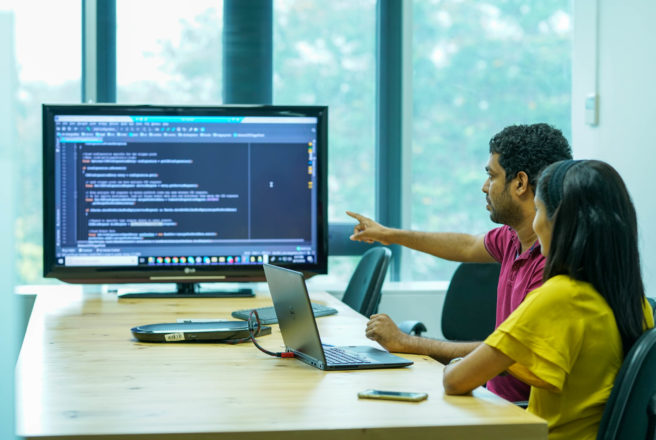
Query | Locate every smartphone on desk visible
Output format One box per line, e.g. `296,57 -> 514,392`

358,389 -> 428,402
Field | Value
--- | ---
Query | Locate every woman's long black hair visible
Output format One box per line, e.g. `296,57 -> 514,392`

537,160 -> 646,355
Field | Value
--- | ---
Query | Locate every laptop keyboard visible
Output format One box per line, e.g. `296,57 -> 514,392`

231,302 -> 338,325
324,347 -> 371,365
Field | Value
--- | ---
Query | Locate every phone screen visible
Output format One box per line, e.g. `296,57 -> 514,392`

358,389 -> 428,402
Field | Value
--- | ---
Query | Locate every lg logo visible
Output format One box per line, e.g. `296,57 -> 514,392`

184,268 -> 196,274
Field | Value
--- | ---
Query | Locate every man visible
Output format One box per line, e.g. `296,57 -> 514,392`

347,123 -> 572,403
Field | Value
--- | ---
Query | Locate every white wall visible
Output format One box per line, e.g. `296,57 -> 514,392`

573,0 -> 656,297
375,281 -> 448,339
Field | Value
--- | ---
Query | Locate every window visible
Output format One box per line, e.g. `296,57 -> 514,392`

116,0 -> 222,104
273,0 -> 376,223
274,0 -> 376,284
1,1 -> 81,285
4,0 -> 572,285
409,0 -> 572,280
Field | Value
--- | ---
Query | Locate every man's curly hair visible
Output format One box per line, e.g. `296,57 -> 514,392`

489,123 -> 572,189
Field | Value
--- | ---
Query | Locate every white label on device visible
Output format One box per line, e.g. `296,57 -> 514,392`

176,319 -> 228,323
164,332 -> 185,342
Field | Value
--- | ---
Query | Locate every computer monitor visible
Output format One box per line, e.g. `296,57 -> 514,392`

42,104 -> 328,297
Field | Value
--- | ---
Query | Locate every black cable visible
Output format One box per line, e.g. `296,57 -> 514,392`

247,309 -> 295,358
220,309 -> 265,345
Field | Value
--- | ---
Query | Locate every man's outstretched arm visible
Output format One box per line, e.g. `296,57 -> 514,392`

346,211 -> 495,263
365,314 -> 482,364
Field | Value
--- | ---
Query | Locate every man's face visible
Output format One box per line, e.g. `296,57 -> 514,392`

482,153 -> 522,226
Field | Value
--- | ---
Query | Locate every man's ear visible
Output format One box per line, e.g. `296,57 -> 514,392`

513,171 -> 530,196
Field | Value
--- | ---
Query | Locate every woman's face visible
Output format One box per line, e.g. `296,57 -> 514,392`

533,196 -> 553,256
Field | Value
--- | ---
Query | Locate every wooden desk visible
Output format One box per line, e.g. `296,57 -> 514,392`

16,289 -> 547,439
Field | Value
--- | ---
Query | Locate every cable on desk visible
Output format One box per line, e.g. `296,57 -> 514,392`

220,310 -> 294,358
220,308 -> 266,345
247,309 -> 295,358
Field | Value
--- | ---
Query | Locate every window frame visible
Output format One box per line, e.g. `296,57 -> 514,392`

84,0 -> 571,282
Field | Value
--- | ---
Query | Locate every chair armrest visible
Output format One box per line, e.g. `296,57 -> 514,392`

398,320 -> 427,336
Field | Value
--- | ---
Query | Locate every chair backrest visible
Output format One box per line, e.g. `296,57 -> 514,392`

341,247 -> 392,317
597,327 -> 656,440
441,262 -> 500,341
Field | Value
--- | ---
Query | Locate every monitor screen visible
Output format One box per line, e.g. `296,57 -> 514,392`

42,104 -> 328,294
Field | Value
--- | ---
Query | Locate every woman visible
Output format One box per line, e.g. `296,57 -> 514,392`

443,160 -> 653,440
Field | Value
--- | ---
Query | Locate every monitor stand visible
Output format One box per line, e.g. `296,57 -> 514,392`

118,283 -> 254,299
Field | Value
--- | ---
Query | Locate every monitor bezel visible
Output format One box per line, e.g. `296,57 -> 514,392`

42,103 -> 328,284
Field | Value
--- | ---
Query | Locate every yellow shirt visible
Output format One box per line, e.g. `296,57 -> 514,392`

485,274 -> 654,440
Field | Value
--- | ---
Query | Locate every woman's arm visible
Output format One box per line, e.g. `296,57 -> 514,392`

443,343 -> 515,395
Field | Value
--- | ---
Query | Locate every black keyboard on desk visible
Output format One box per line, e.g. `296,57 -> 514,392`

231,302 -> 338,325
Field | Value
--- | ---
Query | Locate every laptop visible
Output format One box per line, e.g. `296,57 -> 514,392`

263,263 -> 413,370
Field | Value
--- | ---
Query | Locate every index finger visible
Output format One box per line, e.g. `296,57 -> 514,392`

346,211 -> 365,222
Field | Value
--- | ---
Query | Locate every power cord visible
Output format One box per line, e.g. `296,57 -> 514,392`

247,309 -> 295,358
220,309 -> 294,358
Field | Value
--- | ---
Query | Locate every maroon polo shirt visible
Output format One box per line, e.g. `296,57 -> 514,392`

483,225 -> 545,402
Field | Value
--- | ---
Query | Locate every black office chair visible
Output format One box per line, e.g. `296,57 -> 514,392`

341,247 -> 392,317
596,327 -> 656,440
399,262 -> 500,340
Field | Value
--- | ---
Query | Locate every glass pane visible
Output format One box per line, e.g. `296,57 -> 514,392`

410,0 -> 572,280
273,0 -> 376,222
116,0 -> 222,104
1,1 -> 81,285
